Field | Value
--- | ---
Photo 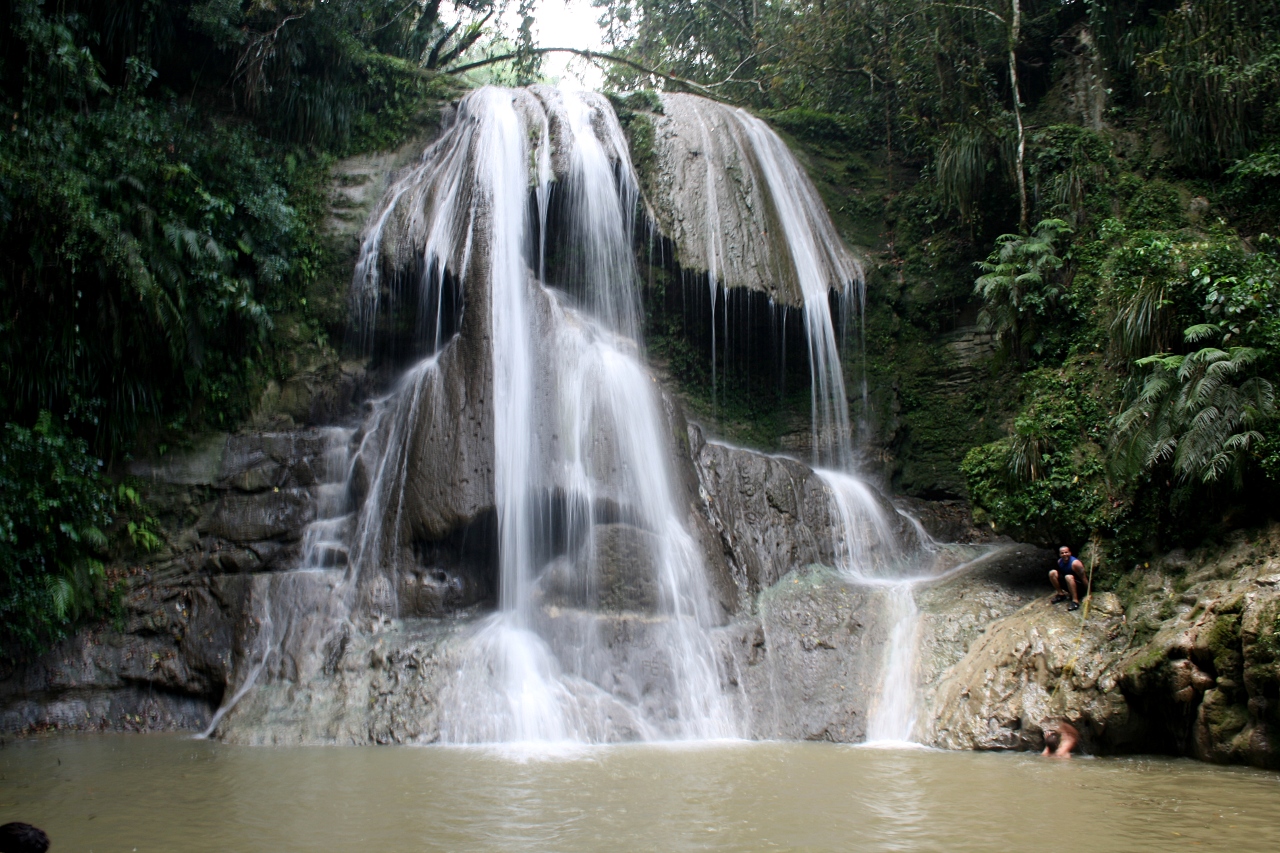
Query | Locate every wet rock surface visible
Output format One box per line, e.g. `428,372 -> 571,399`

215,615 -> 468,746
718,565 -> 888,741
926,526 -> 1280,769
692,429 -> 835,606
690,428 -> 915,609
0,572 -> 249,734
2,429 -> 347,734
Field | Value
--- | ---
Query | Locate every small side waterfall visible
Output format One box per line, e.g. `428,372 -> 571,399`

818,469 -> 934,745
865,585 -> 923,743
644,97 -> 939,743
647,94 -> 864,468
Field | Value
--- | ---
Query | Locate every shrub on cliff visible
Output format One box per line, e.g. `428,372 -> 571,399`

966,221 -> 1280,572
0,414 -> 114,656
962,360 -> 1122,546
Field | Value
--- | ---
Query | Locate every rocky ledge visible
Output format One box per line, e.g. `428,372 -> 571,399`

928,525 -> 1280,769
3,420 -> 1278,772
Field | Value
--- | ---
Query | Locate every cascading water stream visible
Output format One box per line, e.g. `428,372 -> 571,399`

731,113 -> 860,471
865,584 -> 924,743
652,95 -> 863,469
348,86 -> 739,745
653,97 -> 938,744
693,110 -> 949,743
817,468 -> 934,744
206,84 -> 945,750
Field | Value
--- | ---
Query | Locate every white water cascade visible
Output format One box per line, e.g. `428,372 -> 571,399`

353,87 -> 736,744
650,94 -> 864,468
203,85 -> 962,750
816,469 -> 933,744
647,96 -> 939,745
817,471 -> 1004,745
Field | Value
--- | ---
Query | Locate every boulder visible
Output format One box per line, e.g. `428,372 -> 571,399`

720,565 -> 889,741
218,431 -> 336,492
927,595 -> 1134,753
924,524 -> 1280,768
690,428 -> 834,605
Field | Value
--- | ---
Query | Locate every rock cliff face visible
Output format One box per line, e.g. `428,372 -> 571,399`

6,401 -> 1278,770
691,429 -> 835,603
0,431 -> 350,732
719,565 -> 891,741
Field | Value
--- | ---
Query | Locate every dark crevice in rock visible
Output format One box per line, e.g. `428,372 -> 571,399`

645,240 -> 812,392
359,259 -> 465,376
406,509 -> 499,617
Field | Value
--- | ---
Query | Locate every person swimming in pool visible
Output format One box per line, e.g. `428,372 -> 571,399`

0,823 -> 49,853
1041,721 -> 1080,758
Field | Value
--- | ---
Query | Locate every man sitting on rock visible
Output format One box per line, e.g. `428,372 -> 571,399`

1041,720 -> 1080,758
1050,545 -> 1086,611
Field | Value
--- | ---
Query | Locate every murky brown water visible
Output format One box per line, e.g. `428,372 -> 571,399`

1,735 -> 1277,852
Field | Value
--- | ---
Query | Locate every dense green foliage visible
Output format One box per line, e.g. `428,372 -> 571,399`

2,87 -> 300,448
0,413 -> 113,653
974,219 -> 1073,363
602,0 -> 1280,574
0,0 -> 482,654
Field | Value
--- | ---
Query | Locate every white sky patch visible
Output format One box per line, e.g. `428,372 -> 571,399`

528,0 -> 610,90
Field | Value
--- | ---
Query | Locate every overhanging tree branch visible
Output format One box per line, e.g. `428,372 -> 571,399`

444,47 -> 739,99
896,2 -> 1006,28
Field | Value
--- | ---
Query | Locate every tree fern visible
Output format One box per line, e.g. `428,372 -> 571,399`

46,576 -> 75,621
974,218 -> 1073,363
1113,329 -> 1276,488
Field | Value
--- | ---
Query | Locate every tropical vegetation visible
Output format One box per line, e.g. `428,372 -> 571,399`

595,0 -> 1280,577
5,0 -> 1280,653
0,0 -> 481,654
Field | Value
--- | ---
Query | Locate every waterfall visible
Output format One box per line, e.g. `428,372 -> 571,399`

205,84 -> 948,749
646,102 -> 937,743
864,585 -> 923,743
649,94 -> 864,468
818,469 -> 933,744
350,86 -> 737,744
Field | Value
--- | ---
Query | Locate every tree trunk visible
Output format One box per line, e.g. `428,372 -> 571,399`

1009,0 -> 1028,233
